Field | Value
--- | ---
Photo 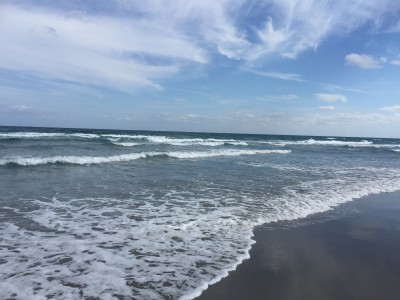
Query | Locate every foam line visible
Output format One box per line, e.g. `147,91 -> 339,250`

0,149 -> 291,166
264,138 -> 374,147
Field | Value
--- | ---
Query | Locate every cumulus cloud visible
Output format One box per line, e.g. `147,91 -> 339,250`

390,60 -> 400,66
316,93 -> 348,103
345,53 -> 381,69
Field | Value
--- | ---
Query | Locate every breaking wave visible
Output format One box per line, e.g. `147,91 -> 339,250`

0,149 -> 291,166
265,138 -> 374,147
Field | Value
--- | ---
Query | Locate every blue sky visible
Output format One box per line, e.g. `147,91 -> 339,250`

1,0 -> 400,137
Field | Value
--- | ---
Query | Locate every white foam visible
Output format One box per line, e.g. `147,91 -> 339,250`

68,133 -> 100,139
368,144 -> 400,149
0,149 -> 291,166
1,167 -> 400,300
0,131 -> 285,148
103,134 -> 248,147
264,138 -> 374,147
0,153 -> 148,166
0,132 -> 65,138
101,134 -> 140,139
0,132 -> 99,139
0,197 -> 255,300
110,142 -> 140,147
166,149 -> 291,159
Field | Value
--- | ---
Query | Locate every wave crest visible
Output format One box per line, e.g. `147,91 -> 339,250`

0,149 -> 291,166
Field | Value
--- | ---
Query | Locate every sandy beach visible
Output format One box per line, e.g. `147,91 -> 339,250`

197,192 -> 400,300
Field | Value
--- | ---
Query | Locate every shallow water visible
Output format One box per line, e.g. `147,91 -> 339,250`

197,192 -> 400,300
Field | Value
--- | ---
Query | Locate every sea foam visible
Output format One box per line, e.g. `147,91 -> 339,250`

265,138 -> 374,147
1,167 -> 400,300
0,149 -> 291,166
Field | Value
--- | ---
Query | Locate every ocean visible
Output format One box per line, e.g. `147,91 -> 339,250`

1,126 -> 400,299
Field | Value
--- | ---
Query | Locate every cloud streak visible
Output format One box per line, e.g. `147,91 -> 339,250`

246,69 -> 304,81
380,105 -> 400,112
319,106 -> 335,111
316,93 -> 348,103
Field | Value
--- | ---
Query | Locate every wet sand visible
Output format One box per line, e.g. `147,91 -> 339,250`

197,192 -> 400,300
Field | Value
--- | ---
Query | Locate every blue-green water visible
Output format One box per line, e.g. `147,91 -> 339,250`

1,126 -> 400,299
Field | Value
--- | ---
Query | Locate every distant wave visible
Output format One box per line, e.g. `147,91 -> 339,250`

264,138 -> 374,147
107,135 -> 248,147
0,132 -> 66,139
0,149 -> 291,166
3,132 -> 399,150
0,132 -> 248,147
109,142 -> 140,147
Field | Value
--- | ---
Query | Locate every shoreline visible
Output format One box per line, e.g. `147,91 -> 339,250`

196,191 -> 400,300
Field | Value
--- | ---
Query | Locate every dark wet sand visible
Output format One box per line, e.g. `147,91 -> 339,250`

197,192 -> 400,300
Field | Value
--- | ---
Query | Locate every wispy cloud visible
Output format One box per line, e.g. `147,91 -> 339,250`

380,105 -> 400,112
257,94 -> 300,101
296,112 -> 396,126
115,0 -> 400,62
0,4 -> 207,92
246,69 -> 304,82
247,69 -> 365,94
1,0 -> 400,94
9,105 -> 33,112
247,0 -> 400,59
316,93 -> 348,103
319,106 -> 335,111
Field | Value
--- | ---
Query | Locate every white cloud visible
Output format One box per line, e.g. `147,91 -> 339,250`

319,106 -> 335,110
390,60 -> 400,66
257,94 -> 300,101
249,0 -> 400,59
1,1 -> 400,93
279,94 -> 299,100
0,4 -> 207,92
9,105 -> 33,111
316,93 -> 348,103
345,53 -> 381,69
296,112 -> 396,126
246,69 -> 303,81
150,110 -> 399,136
380,105 -> 400,112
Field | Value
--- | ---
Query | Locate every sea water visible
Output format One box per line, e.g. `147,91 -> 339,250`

0,126 -> 400,299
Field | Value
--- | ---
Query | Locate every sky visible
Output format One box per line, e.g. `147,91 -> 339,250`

1,0 -> 400,137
